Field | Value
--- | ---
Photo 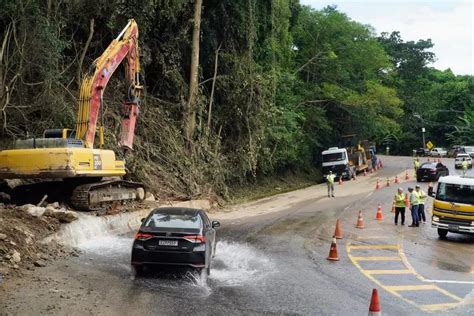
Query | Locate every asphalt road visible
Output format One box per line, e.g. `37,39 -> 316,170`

1,156 -> 473,315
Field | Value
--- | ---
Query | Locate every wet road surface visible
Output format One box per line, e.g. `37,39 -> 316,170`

1,156 -> 473,315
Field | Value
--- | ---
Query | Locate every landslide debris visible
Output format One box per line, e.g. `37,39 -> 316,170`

0,203 -> 80,280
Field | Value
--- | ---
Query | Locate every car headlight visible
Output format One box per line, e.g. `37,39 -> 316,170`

432,216 -> 439,222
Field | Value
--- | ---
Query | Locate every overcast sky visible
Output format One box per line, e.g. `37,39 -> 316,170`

299,0 -> 473,75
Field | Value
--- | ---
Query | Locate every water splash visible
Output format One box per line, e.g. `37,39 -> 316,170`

210,240 -> 275,286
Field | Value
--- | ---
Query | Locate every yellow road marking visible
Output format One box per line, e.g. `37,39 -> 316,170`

365,269 -> 412,275
421,303 -> 460,311
385,285 -> 437,291
351,256 -> 401,261
346,240 -> 464,312
348,245 -> 399,250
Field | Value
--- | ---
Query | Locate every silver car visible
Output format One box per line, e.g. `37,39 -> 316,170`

430,147 -> 447,157
455,153 -> 472,169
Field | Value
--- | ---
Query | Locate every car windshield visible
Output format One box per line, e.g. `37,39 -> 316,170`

437,183 -> 474,204
322,152 -> 346,162
144,213 -> 202,229
464,147 -> 474,153
420,163 -> 436,169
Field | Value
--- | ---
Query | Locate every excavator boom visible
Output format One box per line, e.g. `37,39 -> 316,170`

76,19 -> 142,150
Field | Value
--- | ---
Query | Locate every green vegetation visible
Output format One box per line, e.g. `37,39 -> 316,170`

0,1 -> 472,199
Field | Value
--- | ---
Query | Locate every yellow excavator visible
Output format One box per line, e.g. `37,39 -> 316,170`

0,19 -> 146,210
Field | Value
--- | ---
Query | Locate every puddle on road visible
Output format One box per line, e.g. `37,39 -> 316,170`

76,236 -> 274,294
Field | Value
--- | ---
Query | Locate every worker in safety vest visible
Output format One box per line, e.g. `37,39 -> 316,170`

326,171 -> 336,198
462,159 -> 469,176
393,188 -> 406,225
408,187 -> 420,227
414,158 -> 421,173
415,185 -> 426,223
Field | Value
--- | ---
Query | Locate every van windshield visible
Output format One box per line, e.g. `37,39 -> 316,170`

322,152 -> 346,162
436,183 -> 474,204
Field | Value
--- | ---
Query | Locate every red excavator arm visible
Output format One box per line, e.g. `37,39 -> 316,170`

75,19 -> 142,150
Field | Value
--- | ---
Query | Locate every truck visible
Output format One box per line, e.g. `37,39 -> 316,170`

321,141 -> 375,180
321,135 -> 376,180
428,175 -> 474,238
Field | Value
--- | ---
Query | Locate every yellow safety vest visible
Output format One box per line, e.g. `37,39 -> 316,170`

394,193 -> 405,208
413,191 -> 421,205
327,174 -> 335,184
462,160 -> 468,169
418,190 -> 426,205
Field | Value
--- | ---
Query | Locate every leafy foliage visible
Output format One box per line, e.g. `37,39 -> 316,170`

0,1 -> 471,198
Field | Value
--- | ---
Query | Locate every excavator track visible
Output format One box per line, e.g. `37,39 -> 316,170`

71,180 -> 145,211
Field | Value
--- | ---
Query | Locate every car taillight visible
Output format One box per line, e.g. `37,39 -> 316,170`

183,235 -> 206,243
135,233 -> 153,240
430,169 -> 437,173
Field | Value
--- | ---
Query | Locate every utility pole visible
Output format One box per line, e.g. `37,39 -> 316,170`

422,127 -> 426,148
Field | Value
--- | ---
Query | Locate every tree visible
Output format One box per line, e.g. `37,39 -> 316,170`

185,0 -> 203,144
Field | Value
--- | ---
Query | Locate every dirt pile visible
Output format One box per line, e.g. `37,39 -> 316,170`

0,204 -> 80,280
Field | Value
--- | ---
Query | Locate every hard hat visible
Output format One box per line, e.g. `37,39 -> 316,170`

415,185 -> 420,188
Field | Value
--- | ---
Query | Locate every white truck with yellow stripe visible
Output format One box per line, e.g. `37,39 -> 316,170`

428,176 -> 474,238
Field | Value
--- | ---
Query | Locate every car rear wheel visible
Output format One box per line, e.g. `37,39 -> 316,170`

131,265 -> 143,280
437,228 -> 448,239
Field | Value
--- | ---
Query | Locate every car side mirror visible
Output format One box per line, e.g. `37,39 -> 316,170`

212,220 -> 220,228
140,218 -> 145,223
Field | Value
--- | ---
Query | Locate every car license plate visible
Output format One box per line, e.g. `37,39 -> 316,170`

448,225 -> 459,232
159,240 -> 178,246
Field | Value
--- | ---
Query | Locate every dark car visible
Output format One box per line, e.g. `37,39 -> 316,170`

415,148 -> 430,157
131,207 -> 220,277
416,162 -> 449,182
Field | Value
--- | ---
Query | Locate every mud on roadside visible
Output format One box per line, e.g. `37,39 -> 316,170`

0,205 -> 81,281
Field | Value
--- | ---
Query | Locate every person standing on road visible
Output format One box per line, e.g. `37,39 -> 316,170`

393,187 -> 406,225
408,187 -> 420,227
462,158 -> 468,176
414,158 -> 421,173
326,171 -> 336,198
415,185 -> 426,224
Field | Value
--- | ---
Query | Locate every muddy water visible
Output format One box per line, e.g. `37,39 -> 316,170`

76,234 -> 275,296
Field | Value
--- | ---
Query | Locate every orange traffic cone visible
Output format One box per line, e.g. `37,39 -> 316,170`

427,158 -> 430,162
364,169 -> 367,176
405,171 -> 409,180
391,201 -> 396,213
386,178 -> 390,187
394,175 -> 399,184
405,193 -> 409,208
334,219 -> 343,239
356,211 -> 364,229
375,204 -> 383,220
375,179 -> 380,190
368,288 -> 381,316
339,176 -> 343,185
326,237 -> 339,261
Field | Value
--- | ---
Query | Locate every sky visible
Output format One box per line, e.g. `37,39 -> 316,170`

299,0 -> 473,75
